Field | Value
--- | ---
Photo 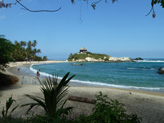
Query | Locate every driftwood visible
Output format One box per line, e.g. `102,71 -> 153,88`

68,96 -> 96,104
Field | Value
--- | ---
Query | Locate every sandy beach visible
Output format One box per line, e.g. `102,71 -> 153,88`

1,61 -> 164,123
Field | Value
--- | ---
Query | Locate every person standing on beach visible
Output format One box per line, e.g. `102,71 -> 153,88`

36,69 -> 40,77
18,68 -> 20,72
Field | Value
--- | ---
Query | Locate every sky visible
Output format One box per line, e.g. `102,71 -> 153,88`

0,0 -> 164,59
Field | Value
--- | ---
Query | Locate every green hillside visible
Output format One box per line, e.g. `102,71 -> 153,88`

68,52 -> 110,61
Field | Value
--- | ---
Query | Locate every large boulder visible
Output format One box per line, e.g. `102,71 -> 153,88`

76,59 -> 85,62
85,57 -> 103,62
119,57 -> 133,62
108,57 -> 119,62
134,57 -> 143,60
158,67 -> 164,74
85,57 -> 94,62
108,57 -> 133,62
0,72 -> 19,87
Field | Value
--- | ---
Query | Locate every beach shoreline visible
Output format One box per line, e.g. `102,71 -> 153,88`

1,61 -> 164,122
6,61 -> 97,87
5,61 -> 164,94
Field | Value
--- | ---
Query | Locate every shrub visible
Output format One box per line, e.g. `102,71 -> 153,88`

26,114 -> 68,123
90,91 -> 141,123
71,91 -> 141,123
22,72 -> 75,118
1,96 -> 19,122
0,117 -> 25,123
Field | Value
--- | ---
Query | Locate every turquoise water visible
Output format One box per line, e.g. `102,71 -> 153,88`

31,59 -> 164,91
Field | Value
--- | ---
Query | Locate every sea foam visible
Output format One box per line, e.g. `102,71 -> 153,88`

30,64 -> 63,79
136,60 -> 164,63
30,64 -> 163,91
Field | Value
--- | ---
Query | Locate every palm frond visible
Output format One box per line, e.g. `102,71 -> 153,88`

22,94 -> 47,112
1,96 -> 18,118
5,96 -> 16,116
22,103 -> 42,114
56,88 -> 68,106
56,73 -> 75,96
22,72 -> 75,117
9,104 -> 19,115
2,108 -> 5,117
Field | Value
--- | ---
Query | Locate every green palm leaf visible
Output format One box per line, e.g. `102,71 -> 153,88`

9,104 -> 19,115
22,72 -> 75,117
2,96 -> 18,118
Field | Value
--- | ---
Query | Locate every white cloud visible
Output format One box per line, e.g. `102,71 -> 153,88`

0,15 -> 6,20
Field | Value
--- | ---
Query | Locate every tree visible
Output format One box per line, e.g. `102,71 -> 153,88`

43,56 -> 48,61
0,0 -> 164,18
20,41 -> 26,47
0,36 -> 47,68
26,40 -> 41,61
12,41 -> 26,61
0,35 -> 14,71
12,40 -> 42,61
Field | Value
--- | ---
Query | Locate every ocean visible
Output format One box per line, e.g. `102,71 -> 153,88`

31,59 -> 164,92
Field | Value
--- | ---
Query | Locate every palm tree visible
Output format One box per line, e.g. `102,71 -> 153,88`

31,40 -> 37,47
22,72 -> 75,118
13,41 -> 26,61
20,41 -> 26,47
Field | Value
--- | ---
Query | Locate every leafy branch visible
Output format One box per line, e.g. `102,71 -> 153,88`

91,0 -> 117,10
146,0 -> 164,18
15,0 -> 61,12
1,0 -> 164,18
0,0 -> 61,12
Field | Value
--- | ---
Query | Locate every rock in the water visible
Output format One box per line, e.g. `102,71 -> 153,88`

108,57 -> 133,62
158,67 -> 164,74
71,56 -> 133,62
134,57 -> 143,60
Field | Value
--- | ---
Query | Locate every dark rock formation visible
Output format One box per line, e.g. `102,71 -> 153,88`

134,57 -> 143,60
0,72 -> 19,87
158,68 -> 164,74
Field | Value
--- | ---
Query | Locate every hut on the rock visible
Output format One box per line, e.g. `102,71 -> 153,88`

79,47 -> 87,53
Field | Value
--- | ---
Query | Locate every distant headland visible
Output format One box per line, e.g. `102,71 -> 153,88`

68,47 -> 133,62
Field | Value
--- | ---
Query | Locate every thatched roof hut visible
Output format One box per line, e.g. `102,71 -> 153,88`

80,47 -> 87,53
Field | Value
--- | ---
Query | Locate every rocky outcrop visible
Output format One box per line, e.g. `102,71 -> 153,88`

134,57 -> 143,60
158,67 -> 164,74
71,57 -> 133,62
108,57 -> 133,62
72,59 -> 85,62
85,57 -> 104,62
0,72 -> 19,87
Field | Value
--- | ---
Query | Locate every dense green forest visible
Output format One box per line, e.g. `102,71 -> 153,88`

0,35 -> 47,71
68,52 -> 110,61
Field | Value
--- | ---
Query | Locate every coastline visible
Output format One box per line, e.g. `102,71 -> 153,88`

6,61 -> 164,94
6,61 -> 94,87
6,65 -> 164,96
1,61 -> 164,122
